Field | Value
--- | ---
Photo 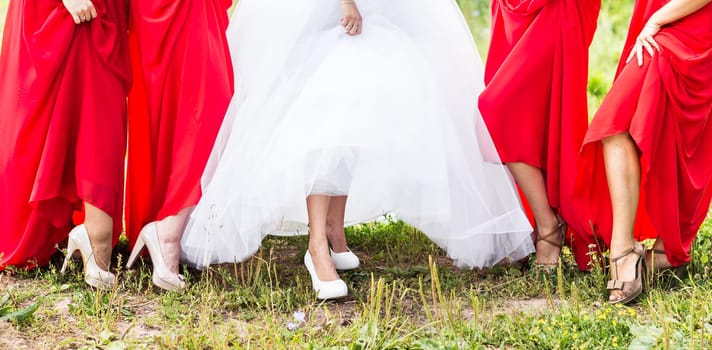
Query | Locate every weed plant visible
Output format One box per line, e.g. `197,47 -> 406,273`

2,1 -> 712,348
2,213 -> 712,348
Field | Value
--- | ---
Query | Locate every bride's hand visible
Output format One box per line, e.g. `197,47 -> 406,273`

340,0 -> 363,36
62,0 -> 98,24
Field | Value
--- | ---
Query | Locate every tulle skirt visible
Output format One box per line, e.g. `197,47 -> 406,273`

180,0 -> 534,269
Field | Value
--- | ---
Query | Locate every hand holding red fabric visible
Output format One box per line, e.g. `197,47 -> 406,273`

626,22 -> 661,66
62,0 -> 98,24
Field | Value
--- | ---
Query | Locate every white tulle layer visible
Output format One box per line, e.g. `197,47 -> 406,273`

181,0 -> 534,270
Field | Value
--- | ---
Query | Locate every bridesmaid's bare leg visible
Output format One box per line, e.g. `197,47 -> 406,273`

507,162 -> 560,264
649,238 -> 672,269
307,195 -> 340,281
155,207 -> 191,275
651,239 -> 665,252
602,133 -> 641,301
83,202 -> 114,270
326,196 -> 349,253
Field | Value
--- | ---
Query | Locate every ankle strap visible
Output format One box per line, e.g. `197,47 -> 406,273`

536,221 -> 565,248
611,244 -> 643,263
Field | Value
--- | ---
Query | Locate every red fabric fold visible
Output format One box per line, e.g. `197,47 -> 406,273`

0,0 -> 131,270
125,0 -> 234,245
479,0 -> 601,270
574,1 -> 712,269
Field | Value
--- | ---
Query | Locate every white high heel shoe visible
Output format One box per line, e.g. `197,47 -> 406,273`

60,225 -> 115,289
126,223 -> 186,291
304,251 -> 348,300
331,248 -> 360,270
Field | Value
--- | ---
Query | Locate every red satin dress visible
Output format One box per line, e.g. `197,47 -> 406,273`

478,0 -> 601,269
0,0 -> 130,270
125,1 -> 234,244
573,1 -> 712,269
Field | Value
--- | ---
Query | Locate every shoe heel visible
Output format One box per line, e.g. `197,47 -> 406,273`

126,235 -> 146,269
674,264 -> 690,280
128,223 -> 186,291
61,225 -> 115,289
61,236 -> 79,274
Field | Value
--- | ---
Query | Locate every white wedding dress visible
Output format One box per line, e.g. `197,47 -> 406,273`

181,0 -> 535,269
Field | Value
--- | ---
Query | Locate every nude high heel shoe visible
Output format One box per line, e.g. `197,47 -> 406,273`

60,225 -> 115,289
126,223 -> 186,291
304,251 -> 348,300
607,243 -> 646,305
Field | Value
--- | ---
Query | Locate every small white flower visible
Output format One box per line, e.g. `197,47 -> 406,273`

286,311 -> 306,331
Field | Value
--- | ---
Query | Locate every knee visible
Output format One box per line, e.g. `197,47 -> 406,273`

601,132 -> 633,148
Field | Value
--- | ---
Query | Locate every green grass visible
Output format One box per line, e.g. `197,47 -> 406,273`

2,216 -> 712,348
3,1 -> 712,349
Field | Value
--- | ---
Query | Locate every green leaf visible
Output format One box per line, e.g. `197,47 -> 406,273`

0,300 -> 41,323
354,320 -> 379,349
99,329 -> 116,344
105,341 -> 128,350
0,306 -> 12,317
628,324 -> 662,350
0,293 -> 10,308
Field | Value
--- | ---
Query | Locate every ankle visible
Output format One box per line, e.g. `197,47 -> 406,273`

308,244 -> 329,257
535,212 -> 559,235
157,234 -> 181,247
85,232 -> 113,270
329,240 -> 349,253
652,239 -> 665,252
610,238 -> 638,257
325,226 -> 349,252
331,246 -> 349,253
155,221 -> 183,242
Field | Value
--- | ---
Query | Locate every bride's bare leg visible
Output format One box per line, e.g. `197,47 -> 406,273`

326,196 -> 348,253
154,207 -> 192,275
307,195 -> 340,281
649,238 -> 673,269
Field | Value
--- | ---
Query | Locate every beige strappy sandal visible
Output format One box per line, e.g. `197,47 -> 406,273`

645,249 -> 689,278
607,243 -> 646,305
534,216 -> 567,272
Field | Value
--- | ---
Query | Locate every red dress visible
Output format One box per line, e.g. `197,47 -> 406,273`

125,1 -> 234,244
574,1 -> 712,269
478,0 -> 601,269
0,0 -> 131,270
